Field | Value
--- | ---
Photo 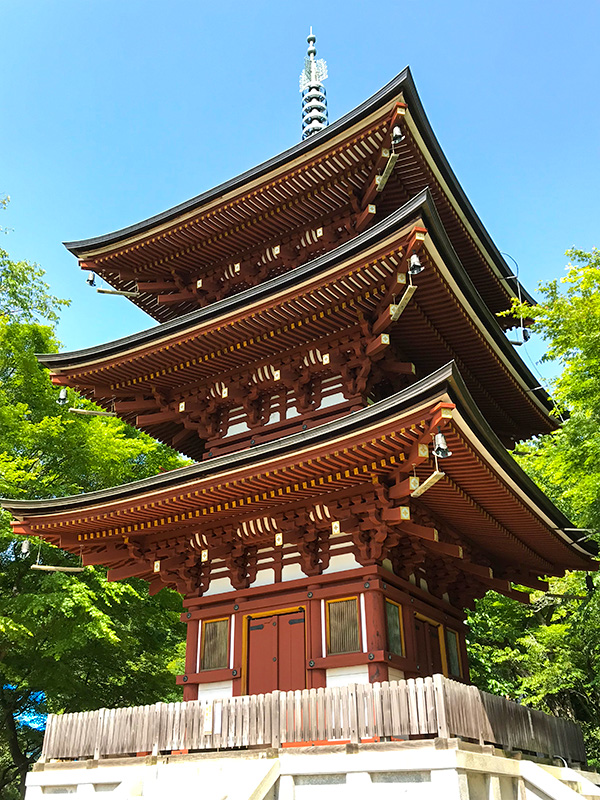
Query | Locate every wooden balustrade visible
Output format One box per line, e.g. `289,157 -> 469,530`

41,675 -> 586,764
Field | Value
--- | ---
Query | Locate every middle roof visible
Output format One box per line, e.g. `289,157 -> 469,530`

43,191 -> 555,459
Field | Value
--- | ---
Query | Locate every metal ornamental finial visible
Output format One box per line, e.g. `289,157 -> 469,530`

299,28 -> 329,140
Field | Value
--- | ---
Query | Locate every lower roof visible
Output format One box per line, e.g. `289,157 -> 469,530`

4,363 -> 594,576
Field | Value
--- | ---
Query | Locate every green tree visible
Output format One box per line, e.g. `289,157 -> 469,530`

512,247 -> 600,529
468,247 -> 600,764
0,226 -> 188,797
468,575 -> 600,764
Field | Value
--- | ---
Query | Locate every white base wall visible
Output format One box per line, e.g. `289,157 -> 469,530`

388,667 -> 405,682
325,665 -> 369,687
197,680 -> 233,701
25,741 -> 600,800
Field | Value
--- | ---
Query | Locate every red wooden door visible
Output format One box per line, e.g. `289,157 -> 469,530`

414,618 -> 444,676
428,622 -> 444,674
277,610 -> 306,692
247,611 -> 306,695
247,616 -> 278,695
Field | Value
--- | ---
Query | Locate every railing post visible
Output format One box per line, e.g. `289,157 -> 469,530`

94,708 -> 105,761
348,683 -> 359,745
271,690 -> 280,749
433,674 -> 449,739
40,713 -> 53,762
151,702 -> 162,756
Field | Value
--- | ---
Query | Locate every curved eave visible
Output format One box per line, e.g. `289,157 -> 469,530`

442,366 -> 595,561
415,193 -> 556,425
398,76 -> 535,307
42,190 -> 555,424
64,70 -> 411,254
3,362 -> 594,564
64,67 -> 532,308
47,191 -> 432,364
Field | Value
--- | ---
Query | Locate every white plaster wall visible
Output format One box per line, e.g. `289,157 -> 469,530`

204,576 -> 234,596
282,563 -> 304,582
325,665 -> 369,687
250,568 -> 275,588
197,680 -> 233,701
322,552 -> 360,575
319,391 -> 346,408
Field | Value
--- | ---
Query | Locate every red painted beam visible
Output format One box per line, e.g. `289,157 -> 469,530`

107,563 -> 151,581
114,399 -> 159,413
136,408 -> 181,426
354,203 -> 376,233
157,292 -> 196,305
397,520 -> 439,542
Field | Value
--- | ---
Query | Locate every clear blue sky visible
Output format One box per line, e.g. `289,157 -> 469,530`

2,0 -> 599,385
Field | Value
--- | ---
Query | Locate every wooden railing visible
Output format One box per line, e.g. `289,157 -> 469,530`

41,675 -> 586,764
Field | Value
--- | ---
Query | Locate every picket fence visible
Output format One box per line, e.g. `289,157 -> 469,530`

41,674 -> 586,764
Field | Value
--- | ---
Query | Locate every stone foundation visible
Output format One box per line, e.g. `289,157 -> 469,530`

26,739 -> 600,799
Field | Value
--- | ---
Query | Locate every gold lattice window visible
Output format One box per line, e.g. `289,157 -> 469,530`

385,599 -> 405,657
327,598 -> 360,655
200,618 -> 229,671
445,628 -> 462,677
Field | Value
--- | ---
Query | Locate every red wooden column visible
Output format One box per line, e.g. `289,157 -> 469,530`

307,589 -> 326,689
231,607 -> 245,697
183,617 -> 199,701
459,625 -> 469,681
363,588 -> 389,683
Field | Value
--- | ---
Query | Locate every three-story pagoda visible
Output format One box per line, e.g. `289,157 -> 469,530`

4,41 -> 595,701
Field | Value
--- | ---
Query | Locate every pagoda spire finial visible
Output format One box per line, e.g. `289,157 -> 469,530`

299,29 -> 329,140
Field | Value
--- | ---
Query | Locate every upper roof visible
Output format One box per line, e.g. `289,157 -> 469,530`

65,68 -> 534,323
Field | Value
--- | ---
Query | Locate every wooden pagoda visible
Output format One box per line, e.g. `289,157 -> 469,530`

4,67 -> 595,702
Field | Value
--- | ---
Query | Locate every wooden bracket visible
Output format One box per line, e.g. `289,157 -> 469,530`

389,475 -> 420,500
354,203 -> 376,234
372,285 -> 417,335
365,333 -> 390,358
397,520 -> 439,542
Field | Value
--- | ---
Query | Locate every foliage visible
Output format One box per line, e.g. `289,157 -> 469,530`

468,247 -> 600,764
0,226 -> 188,797
510,247 -> 600,530
0,253 -> 69,325
0,543 -> 185,798
468,573 -> 600,764
0,321 -> 185,498
0,195 -> 10,235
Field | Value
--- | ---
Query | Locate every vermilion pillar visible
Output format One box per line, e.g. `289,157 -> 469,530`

307,590 -> 326,689
183,617 -> 199,701
364,588 -> 389,683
